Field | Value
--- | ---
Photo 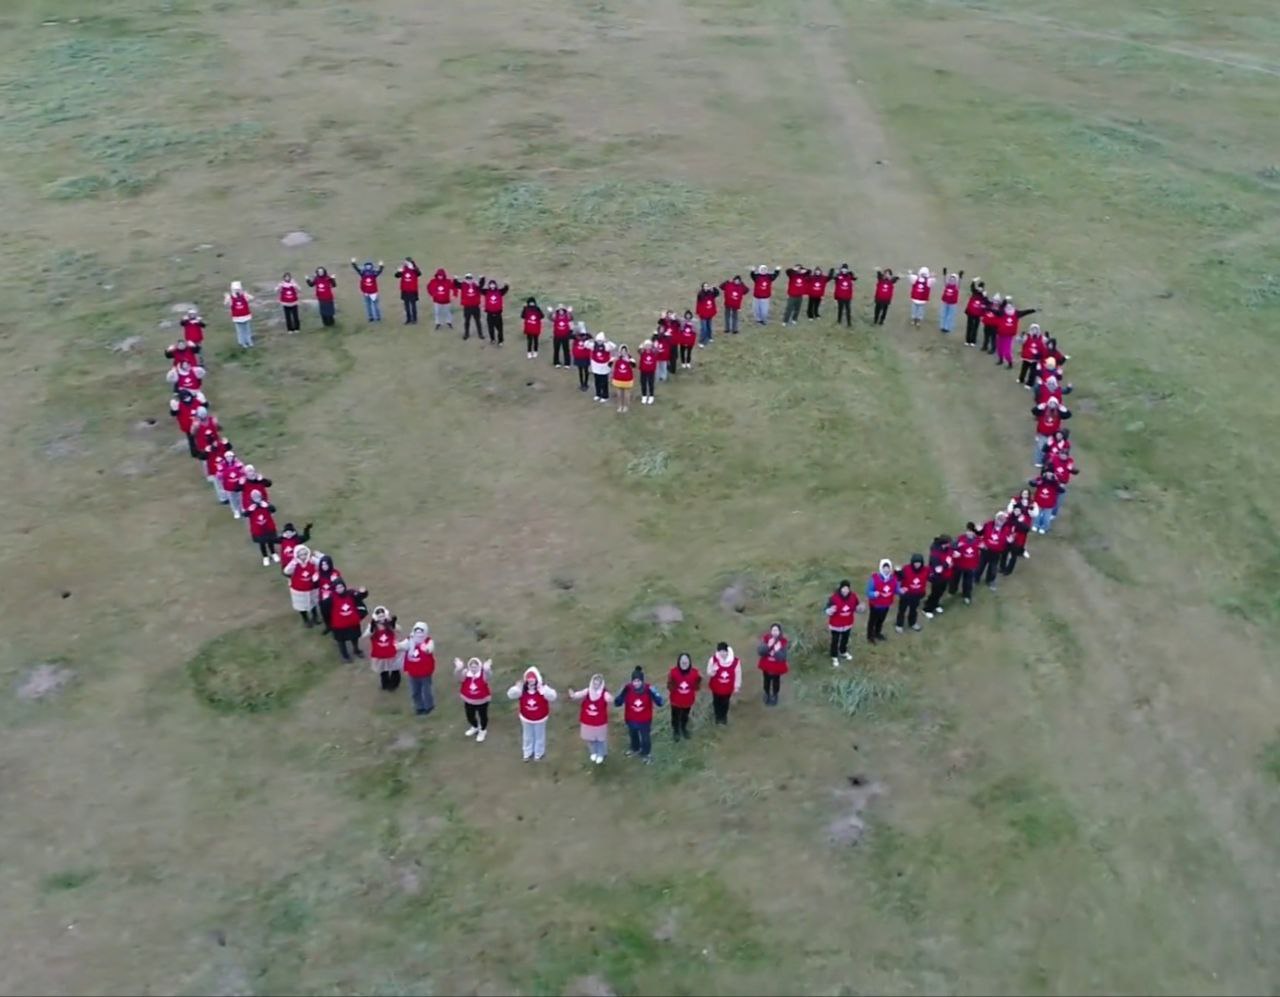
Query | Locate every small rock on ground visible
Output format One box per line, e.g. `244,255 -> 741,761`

170,302 -> 197,314
281,231 -> 314,248
719,581 -> 749,613
629,603 -> 683,625
390,733 -> 419,752
109,335 -> 144,353
551,575 -> 575,590
17,664 -> 76,701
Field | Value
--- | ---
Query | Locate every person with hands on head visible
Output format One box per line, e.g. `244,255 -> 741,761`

695,282 -> 719,346
833,265 -> 857,327
906,267 -> 936,327
550,304 -> 575,367
783,264 -> 810,326
454,273 -> 483,340
750,265 -> 781,325
521,296 -> 544,359
806,265 -> 833,321
615,667 -> 664,763
872,267 -> 899,326
706,642 -> 742,725
455,657 -> 493,742
481,276 -> 509,345
825,579 -> 862,667
328,579 -> 369,662
351,258 -> 385,322
963,278 -> 987,346
507,666 -> 558,761
224,280 -> 255,348
394,257 -> 422,325
568,673 -> 611,764
180,307 -> 207,347
756,622 -> 789,706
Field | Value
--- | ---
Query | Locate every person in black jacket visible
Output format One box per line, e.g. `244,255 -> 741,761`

394,257 -> 422,325
520,297 -> 544,358
922,535 -> 953,619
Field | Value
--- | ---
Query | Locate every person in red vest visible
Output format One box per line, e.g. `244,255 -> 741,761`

245,492 -> 278,566
180,308 -> 206,347
677,311 -> 697,369
950,526 -> 981,605
327,579 -> 369,662
825,580 -> 862,666
895,554 -> 929,632
980,293 -> 1004,354
350,259 -> 385,322
1036,375 -> 1072,409
589,333 -> 614,402
427,268 -> 454,329
922,535 -> 953,618
719,275 -> 747,334
653,325 -> 673,383
995,299 -> 1037,369
1018,323 -> 1046,386
614,667 -> 664,763
277,521 -> 311,573
1032,397 -> 1072,466
572,327 -> 593,392
165,337 -> 201,368
1031,474 -> 1065,534
666,652 -> 701,740
454,657 -> 493,742
306,266 -> 338,327
233,465 -> 273,523
782,265 -> 810,325
550,304 -> 574,367
963,279 -> 988,346
520,296 -> 544,359
482,277 -> 509,345
506,666 -> 558,761
277,272 -> 302,332
696,283 -> 719,345
872,268 -> 899,325
399,622 -> 435,715
454,273 -> 483,340
165,359 -> 205,394
706,643 -> 741,725
806,266 -> 833,320
224,280 -> 255,347
976,512 -> 1009,591
866,559 -> 900,642
750,265 -> 780,325
314,554 -> 343,633
568,673 -> 612,764
833,265 -> 857,327
218,449 -> 246,520
394,257 -> 422,325
638,339 -> 658,406
756,623 -> 790,706
612,345 -> 635,413
938,268 -> 964,334
364,607 -> 401,690
1001,502 -> 1032,576
284,545 -> 322,627
906,267 -> 935,327
660,310 -> 681,379
170,389 -> 206,458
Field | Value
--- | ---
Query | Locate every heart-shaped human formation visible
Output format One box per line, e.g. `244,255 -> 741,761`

163,256 -> 1079,761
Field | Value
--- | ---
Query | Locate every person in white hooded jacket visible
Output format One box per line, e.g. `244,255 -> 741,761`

706,642 -> 742,725
507,666 -> 558,761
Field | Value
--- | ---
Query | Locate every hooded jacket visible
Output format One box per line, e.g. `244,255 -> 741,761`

706,647 -> 742,696
570,675 -> 611,728
454,657 -> 492,704
400,623 -> 435,678
507,666 -> 557,722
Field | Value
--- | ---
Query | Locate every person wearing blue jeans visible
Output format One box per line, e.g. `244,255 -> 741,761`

1031,476 -> 1064,534
937,268 -> 964,333
696,284 -> 719,346
352,259 -> 385,323
234,320 -> 253,348
616,667 -> 664,763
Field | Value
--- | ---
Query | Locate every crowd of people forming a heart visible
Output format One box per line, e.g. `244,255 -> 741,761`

164,256 -> 1080,764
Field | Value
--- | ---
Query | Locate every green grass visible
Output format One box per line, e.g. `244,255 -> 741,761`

186,619 -> 335,714
41,867 -> 99,893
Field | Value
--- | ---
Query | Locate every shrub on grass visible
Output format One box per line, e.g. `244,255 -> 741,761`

187,620 -> 331,714
821,675 -> 902,718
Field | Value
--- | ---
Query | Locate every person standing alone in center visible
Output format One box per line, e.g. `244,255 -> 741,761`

756,622 -> 789,706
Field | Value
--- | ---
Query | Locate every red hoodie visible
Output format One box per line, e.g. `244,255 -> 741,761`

427,270 -> 453,305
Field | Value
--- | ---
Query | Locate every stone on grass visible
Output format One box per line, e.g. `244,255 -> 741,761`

170,302 -> 197,314
629,603 -> 683,626
17,664 -> 75,701
109,335 -> 144,353
719,581 -> 749,614
281,231 -> 314,248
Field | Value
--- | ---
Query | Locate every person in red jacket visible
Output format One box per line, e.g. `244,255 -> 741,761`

364,607 -> 401,690
399,622 -> 435,715
706,643 -> 741,725
520,297 -> 544,358
750,265 -> 780,325
1031,475 -> 1065,534
327,579 -> 369,662
481,277 -> 509,345
976,512 -> 1009,591
695,283 -> 719,345
454,656 -> 493,742
963,279 -> 988,346
427,268 -> 454,329
246,495 -> 278,566
568,673 -> 612,764
866,559 -> 900,643
756,622 -> 789,706
1001,502 -> 1032,576
719,275 -> 747,334
571,328 -> 593,392
980,293 -> 1004,354
666,652 -> 701,740
276,273 -> 302,333
394,257 -> 422,325
677,311 -> 697,369
550,304 -> 574,367
950,526 -> 981,605
1018,323 -> 1046,386
806,266 -> 833,320
895,553 -> 929,632
872,268 -> 899,325
1032,398 -> 1072,466
589,332 -> 614,402
995,300 -> 1037,369
306,266 -> 337,327
170,389 -> 204,457
180,308 -> 206,346
783,265 -> 810,325
638,339 -> 658,406
652,323 -> 673,383
454,273 -> 483,340
832,265 -> 857,327
614,667 -> 664,762
825,580 -> 862,666
660,310 -> 681,379
938,268 -> 964,334
922,535 -> 953,618
350,259 -> 384,322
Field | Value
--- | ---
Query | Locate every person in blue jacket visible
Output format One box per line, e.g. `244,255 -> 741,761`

615,667 -> 665,764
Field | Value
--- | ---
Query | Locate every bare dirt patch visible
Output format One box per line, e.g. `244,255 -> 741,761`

16,663 -> 75,701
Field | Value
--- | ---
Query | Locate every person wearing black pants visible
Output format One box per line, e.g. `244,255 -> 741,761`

922,536 -> 953,619
866,559 -> 898,643
666,652 -> 700,741
895,554 -> 929,633
678,342 -> 693,367
837,297 -> 852,326
963,279 -> 986,346
949,527 -> 980,605
455,656 -> 493,743
872,269 -> 899,325
395,258 -> 422,325
463,305 -> 482,339
976,513 -> 1008,590
278,273 -> 302,333
482,278 -> 508,345
981,294 -> 1003,353
1001,504 -> 1031,576
486,310 -> 504,344
706,643 -> 741,726
873,299 -> 890,324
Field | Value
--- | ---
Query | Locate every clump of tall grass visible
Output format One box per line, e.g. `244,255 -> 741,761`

821,675 -> 902,718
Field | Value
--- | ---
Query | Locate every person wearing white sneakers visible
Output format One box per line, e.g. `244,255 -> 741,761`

568,673 -> 611,764
507,666 -> 558,761
824,580 -> 862,666
400,623 -> 436,716
589,333 -> 614,403
520,296 -> 544,359
454,657 -> 492,742
245,493 -> 278,566
922,535 -> 953,619
637,340 -> 658,405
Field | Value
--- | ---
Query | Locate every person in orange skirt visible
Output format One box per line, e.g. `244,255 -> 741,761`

756,622 -> 789,706
612,345 -> 635,413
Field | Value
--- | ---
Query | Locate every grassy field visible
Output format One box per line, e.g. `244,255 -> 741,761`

1,0 -> 1278,994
